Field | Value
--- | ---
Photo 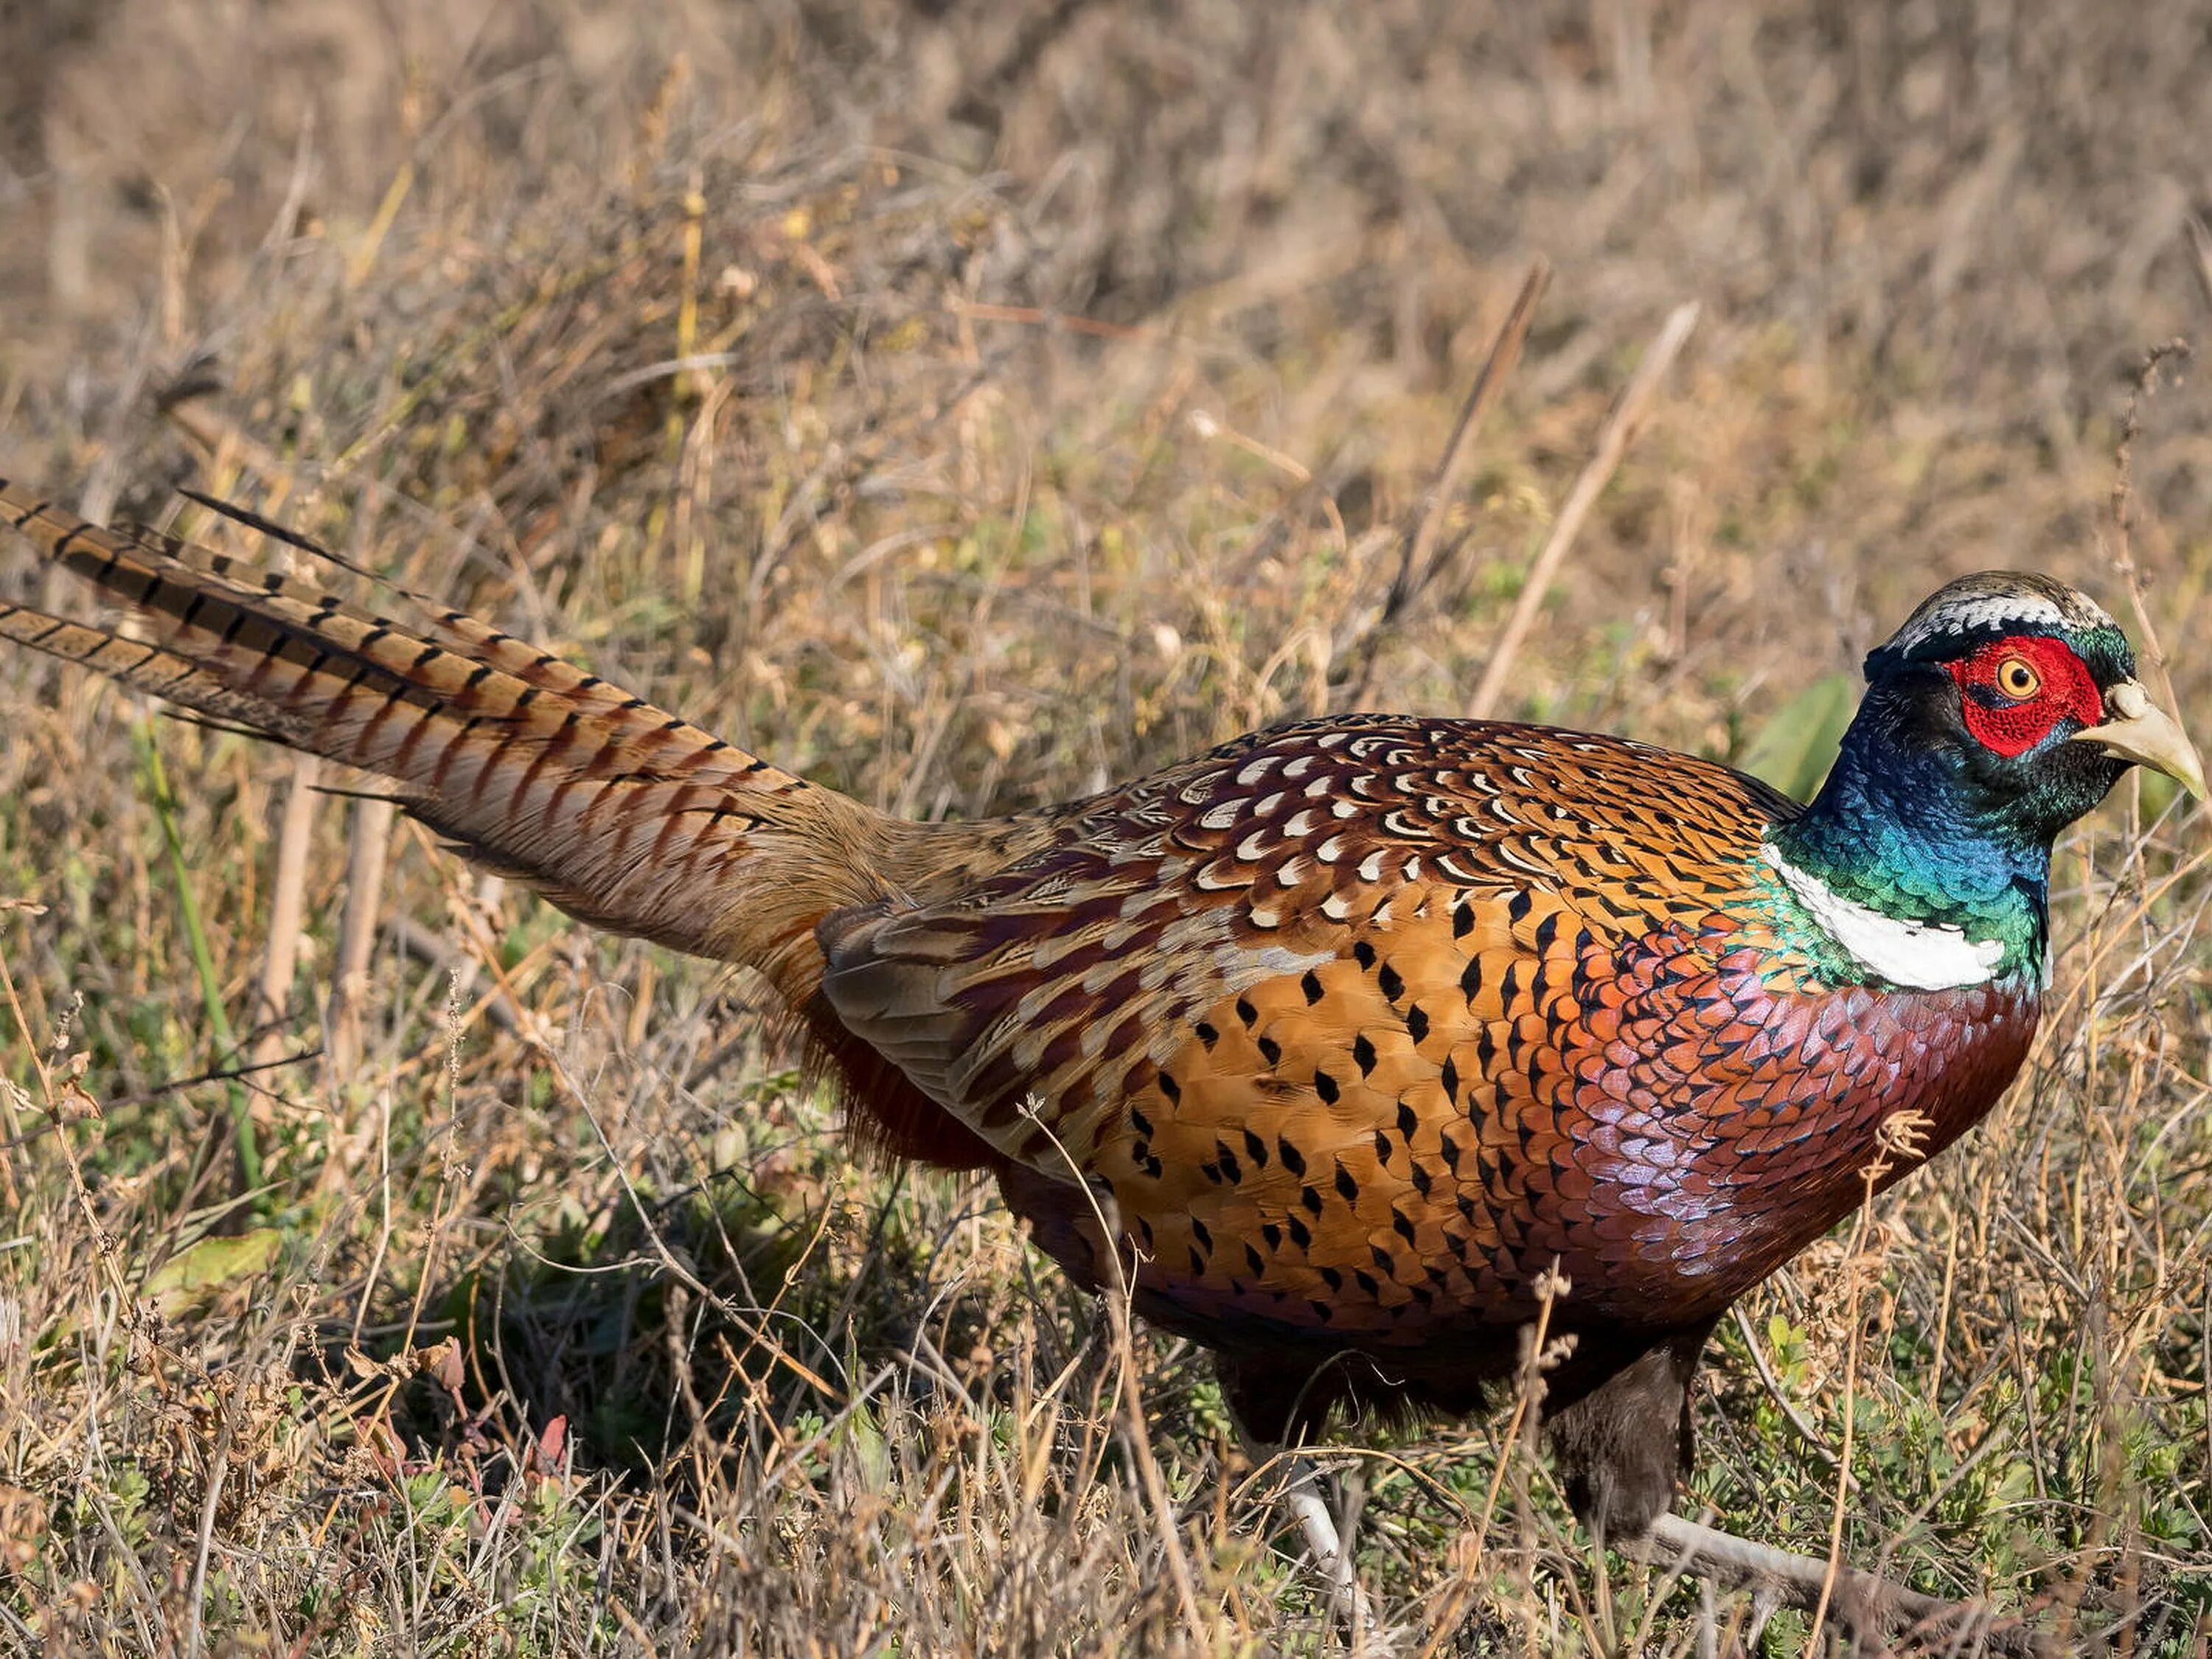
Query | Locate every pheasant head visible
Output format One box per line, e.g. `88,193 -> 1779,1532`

1766,571 -> 2202,990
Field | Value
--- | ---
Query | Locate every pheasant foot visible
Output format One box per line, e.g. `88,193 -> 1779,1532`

1635,1512 -> 2058,1658
1265,1451 -> 1399,1652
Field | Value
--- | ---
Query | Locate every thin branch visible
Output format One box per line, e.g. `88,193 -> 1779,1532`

1340,260 -> 1550,706
1467,300 -> 1699,720
332,795 -> 396,1058
2103,337 -> 2191,718
251,754 -> 320,1075
2184,217 -> 2212,319
1726,1304 -> 1856,1489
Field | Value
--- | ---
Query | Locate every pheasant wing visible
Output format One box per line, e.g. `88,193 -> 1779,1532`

822,716 -> 1803,1340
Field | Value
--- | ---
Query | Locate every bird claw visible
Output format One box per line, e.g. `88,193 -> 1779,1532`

1274,1453 -> 1409,1654
1634,1512 -> 2060,1658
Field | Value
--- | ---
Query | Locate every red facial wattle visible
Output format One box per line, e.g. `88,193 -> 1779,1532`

1944,636 -> 2104,758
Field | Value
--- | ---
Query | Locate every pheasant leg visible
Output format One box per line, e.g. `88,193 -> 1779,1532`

1256,1449 -> 1385,1645
1635,1513 -> 2058,1658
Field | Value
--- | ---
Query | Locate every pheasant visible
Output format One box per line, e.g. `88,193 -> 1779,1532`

1,476 -> 2200,1644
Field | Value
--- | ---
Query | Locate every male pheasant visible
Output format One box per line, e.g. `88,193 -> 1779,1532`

1,477 -> 2199,1636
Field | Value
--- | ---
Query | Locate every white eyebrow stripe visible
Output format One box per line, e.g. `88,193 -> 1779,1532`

1885,588 -> 2116,656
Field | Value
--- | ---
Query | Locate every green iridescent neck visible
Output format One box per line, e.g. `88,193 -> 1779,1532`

1761,720 -> 2050,987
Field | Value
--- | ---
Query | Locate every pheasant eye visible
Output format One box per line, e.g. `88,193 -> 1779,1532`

1994,656 -> 2041,700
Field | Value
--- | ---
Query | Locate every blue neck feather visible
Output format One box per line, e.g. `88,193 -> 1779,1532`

1770,714 -> 2048,973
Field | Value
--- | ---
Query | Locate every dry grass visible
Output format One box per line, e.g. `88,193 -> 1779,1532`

0,2 -> 2207,1652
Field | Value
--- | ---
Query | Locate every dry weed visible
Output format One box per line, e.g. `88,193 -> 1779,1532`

0,4 -> 2206,1653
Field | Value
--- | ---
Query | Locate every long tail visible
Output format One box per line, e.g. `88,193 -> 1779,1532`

0,478 -> 939,1004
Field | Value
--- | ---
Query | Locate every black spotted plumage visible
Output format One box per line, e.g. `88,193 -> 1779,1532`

2,481 -> 2201,1645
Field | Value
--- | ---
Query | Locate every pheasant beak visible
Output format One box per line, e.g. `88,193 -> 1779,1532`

2072,680 -> 2207,800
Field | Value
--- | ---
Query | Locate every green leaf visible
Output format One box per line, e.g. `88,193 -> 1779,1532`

1741,673 -> 1856,800
142,1228 -> 283,1317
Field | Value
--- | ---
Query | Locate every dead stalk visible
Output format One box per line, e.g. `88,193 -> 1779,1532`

1467,301 -> 1699,720
1025,1099 -> 1210,1638
251,754 -> 319,1077
2102,339 -> 2191,720
1342,260 -> 1550,708
329,794 -> 396,1067
1806,1110 -> 1930,1652
2185,218 -> 2212,321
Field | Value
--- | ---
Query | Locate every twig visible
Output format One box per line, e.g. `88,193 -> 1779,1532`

1411,1260 -> 1574,1658
108,1048 -> 324,1106
1805,1192 -> 1873,1651
2102,338 -> 2191,720
1806,1110 -> 1929,1653
252,754 -> 320,1074
2184,218 -> 2212,319
327,795 -> 395,1077
181,1405 -> 237,1659
1020,1099 -> 1210,1637
1726,1304 -> 1857,1490
380,913 -> 523,1034
1340,260 -> 1549,707
1467,301 -> 1699,720
947,299 -> 1158,344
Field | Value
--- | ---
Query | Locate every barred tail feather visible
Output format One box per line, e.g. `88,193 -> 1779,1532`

0,479 -> 903,1001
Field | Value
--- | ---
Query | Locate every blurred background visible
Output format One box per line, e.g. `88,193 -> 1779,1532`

7,1 -> 2212,769
0,3 -> 2206,1654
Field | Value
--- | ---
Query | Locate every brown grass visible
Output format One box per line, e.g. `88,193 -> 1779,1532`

0,3 -> 2207,1653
